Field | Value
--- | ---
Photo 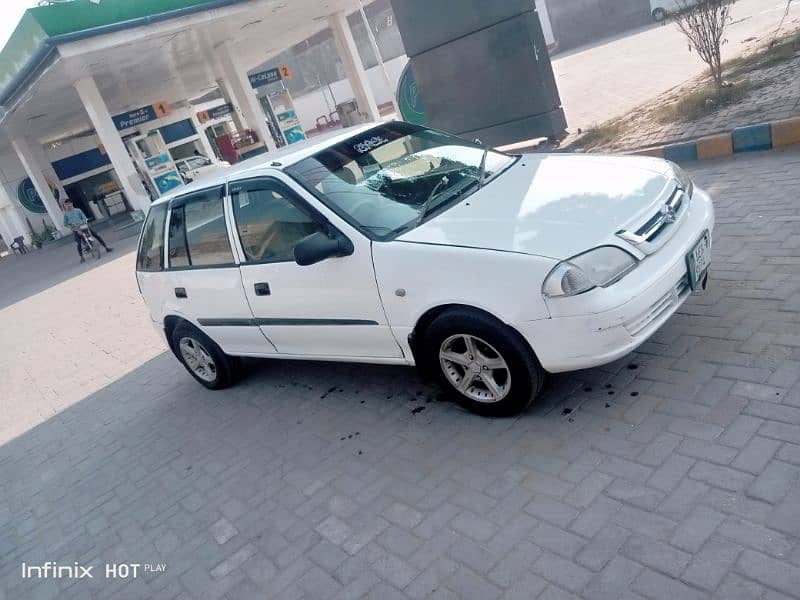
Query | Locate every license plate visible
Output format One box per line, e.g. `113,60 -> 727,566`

686,232 -> 711,290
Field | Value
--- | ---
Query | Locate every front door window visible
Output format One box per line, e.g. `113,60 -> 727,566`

230,179 -> 323,263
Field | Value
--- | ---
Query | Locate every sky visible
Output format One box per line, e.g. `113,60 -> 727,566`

0,0 -> 38,51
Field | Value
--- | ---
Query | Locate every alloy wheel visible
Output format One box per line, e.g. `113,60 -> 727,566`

439,334 -> 511,403
179,337 -> 218,382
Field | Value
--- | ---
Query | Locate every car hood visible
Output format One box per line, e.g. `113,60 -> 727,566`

397,154 -> 676,259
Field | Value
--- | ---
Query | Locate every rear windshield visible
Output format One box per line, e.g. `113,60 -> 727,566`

136,203 -> 168,271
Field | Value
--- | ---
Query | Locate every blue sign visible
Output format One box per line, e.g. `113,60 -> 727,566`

52,148 -> 110,180
397,62 -> 427,125
153,170 -> 183,194
276,109 -> 298,123
113,105 -> 158,131
249,68 -> 281,88
283,125 -> 306,144
200,102 -> 233,123
145,153 -> 171,169
160,119 -> 197,144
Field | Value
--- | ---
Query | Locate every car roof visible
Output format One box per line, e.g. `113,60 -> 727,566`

151,122 -> 382,206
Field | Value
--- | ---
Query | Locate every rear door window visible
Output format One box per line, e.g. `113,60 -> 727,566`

167,186 -> 233,268
136,203 -> 169,271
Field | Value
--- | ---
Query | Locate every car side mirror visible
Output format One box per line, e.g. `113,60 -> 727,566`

294,231 -> 353,266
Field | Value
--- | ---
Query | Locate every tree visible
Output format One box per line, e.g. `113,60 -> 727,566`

777,0 -> 795,37
673,0 -> 735,89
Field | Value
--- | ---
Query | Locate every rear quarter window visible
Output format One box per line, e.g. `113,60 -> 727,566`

136,203 -> 169,271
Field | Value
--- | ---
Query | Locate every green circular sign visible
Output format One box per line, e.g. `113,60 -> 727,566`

17,178 -> 49,214
397,62 -> 427,125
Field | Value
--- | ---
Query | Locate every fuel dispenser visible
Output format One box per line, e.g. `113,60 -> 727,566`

125,130 -> 184,198
265,88 -> 307,145
251,65 -> 307,147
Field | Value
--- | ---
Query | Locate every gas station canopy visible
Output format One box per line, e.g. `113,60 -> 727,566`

0,0 -> 385,245
0,0 -> 365,147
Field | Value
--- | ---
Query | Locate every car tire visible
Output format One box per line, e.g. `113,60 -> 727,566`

652,8 -> 667,21
423,309 -> 544,417
172,323 -> 238,390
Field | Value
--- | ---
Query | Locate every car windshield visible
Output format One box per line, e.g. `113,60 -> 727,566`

285,122 -> 515,240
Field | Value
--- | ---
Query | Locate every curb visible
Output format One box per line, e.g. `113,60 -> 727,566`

629,116 -> 800,163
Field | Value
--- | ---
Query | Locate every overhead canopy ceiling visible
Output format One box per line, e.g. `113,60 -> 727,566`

0,0 -> 360,152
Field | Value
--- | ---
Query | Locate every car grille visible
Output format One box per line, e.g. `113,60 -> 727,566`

635,190 -> 684,241
624,276 -> 690,337
616,186 -> 687,255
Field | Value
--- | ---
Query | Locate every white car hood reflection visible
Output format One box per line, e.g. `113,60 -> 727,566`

397,154 -> 674,259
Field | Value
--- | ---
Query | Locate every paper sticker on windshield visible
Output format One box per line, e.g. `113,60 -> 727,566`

353,136 -> 389,154
362,163 -> 381,178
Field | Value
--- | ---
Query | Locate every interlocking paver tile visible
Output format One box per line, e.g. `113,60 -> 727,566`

670,505 -> 726,553
717,517 -> 794,560
736,549 -> 800,597
575,524 -> 629,572
583,555 -> 643,600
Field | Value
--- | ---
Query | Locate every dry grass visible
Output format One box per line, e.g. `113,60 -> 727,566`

569,27 -> 799,151
652,79 -> 755,123
576,120 -> 625,149
726,30 -> 800,78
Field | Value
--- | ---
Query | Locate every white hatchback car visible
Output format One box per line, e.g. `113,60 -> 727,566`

136,122 -> 714,416
175,154 -> 230,183
650,0 -> 698,21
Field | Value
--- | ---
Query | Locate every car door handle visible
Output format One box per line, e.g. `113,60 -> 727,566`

254,282 -> 271,296
175,287 -> 187,298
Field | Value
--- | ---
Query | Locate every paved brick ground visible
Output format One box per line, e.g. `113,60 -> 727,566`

0,230 -> 156,446
1,149 -> 800,599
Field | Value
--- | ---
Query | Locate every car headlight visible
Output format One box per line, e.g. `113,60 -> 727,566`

543,246 -> 639,298
669,162 -> 694,197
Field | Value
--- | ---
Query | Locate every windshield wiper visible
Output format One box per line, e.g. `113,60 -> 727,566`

416,175 -> 449,226
477,146 -> 489,188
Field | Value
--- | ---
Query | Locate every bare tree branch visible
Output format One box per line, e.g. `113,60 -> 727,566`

773,0 -> 795,41
674,0 -> 735,88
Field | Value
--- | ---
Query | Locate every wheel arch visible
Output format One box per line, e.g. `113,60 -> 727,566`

408,303 -> 539,377
163,314 -> 194,358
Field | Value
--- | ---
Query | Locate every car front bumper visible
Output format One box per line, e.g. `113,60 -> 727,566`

514,187 -> 715,373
